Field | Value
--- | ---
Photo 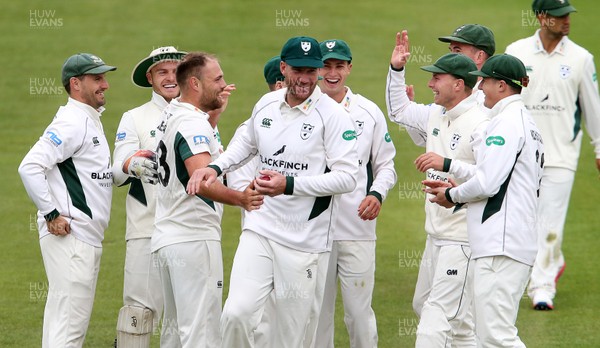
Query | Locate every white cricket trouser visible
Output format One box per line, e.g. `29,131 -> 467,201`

528,167 -> 574,299
315,240 -> 377,348
473,256 -> 530,348
413,237 -> 475,348
39,234 -> 102,348
156,240 -> 223,348
221,231 -> 329,348
123,238 -> 163,331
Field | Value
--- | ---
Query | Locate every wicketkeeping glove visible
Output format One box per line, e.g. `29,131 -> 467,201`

123,150 -> 159,185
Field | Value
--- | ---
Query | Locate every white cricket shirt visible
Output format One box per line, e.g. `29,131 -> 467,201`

211,87 -> 359,253
506,30 -> 600,170
334,87 -> 397,241
151,99 -> 223,252
449,95 -> 544,266
386,67 -> 489,243
19,98 -> 113,247
112,91 -> 166,240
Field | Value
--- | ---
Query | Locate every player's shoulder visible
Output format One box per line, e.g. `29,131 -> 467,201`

505,34 -> 536,53
353,93 -> 383,115
255,89 -> 284,107
124,99 -> 157,117
564,37 -> 593,58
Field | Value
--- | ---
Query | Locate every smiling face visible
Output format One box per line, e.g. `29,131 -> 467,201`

71,73 -> 109,109
319,58 -> 352,103
281,61 -> 319,107
198,58 -> 227,111
427,73 -> 462,109
478,77 -> 502,109
147,61 -> 179,102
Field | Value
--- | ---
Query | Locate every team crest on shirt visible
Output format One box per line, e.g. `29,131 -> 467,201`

355,120 -> 364,137
449,133 -> 461,150
559,65 -> 571,79
300,123 -> 314,140
92,137 -> 100,146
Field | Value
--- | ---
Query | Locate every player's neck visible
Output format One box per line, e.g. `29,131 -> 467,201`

539,29 -> 564,53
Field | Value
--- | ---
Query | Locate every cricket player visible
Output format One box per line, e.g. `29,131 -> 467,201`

18,53 -> 116,347
225,55 -> 286,347
314,39 -> 397,348
386,31 -> 488,347
506,0 -> 600,310
186,36 -> 359,348
152,52 -> 263,347
425,54 -> 544,347
111,46 -> 185,347
438,24 -> 496,109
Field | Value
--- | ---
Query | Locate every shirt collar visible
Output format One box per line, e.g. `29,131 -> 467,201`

281,86 -> 322,115
534,29 -> 568,55
489,94 -> 523,118
67,97 -> 104,117
340,87 -> 355,112
445,94 -> 478,120
170,98 -> 209,119
151,91 -> 170,109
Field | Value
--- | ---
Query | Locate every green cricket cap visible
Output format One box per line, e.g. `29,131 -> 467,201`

420,53 -> 478,89
263,56 -> 284,84
319,39 -> 352,62
438,24 -> 496,57
532,0 -> 576,17
62,53 -> 116,86
469,54 -> 530,89
280,36 -> 323,68
131,46 -> 186,88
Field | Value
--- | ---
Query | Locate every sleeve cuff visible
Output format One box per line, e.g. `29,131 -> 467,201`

284,176 -> 294,195
207,164 -> 222,176
368,191 -> 383,204
44,209 -> 60,222
443,158 -> 452,172
390,64 -> 404,72
444,188 -> 455,204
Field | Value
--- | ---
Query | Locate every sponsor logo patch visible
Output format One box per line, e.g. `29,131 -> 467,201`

485,136 -> 505,146
193,135 -> 210,146
342,130 -> 356,141
116,132 -> 126,142
261,118 -> 272,128
45,131 -> 62,146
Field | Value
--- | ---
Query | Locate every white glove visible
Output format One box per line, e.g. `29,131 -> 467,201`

123,150 -> 159,185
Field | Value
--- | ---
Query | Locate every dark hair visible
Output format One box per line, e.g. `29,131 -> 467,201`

176,52 -> 217,90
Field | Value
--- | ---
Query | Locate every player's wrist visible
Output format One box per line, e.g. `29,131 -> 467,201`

368,191 -> 383,204
390,63 -> 404,72
444,188 -> 455,204
284,176 -> 294,195
207,164 -> 222,177
442,158 -> 452,172
44,209 -> 60,222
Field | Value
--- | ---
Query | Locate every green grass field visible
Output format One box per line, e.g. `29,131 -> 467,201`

2,0 -> 600,347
